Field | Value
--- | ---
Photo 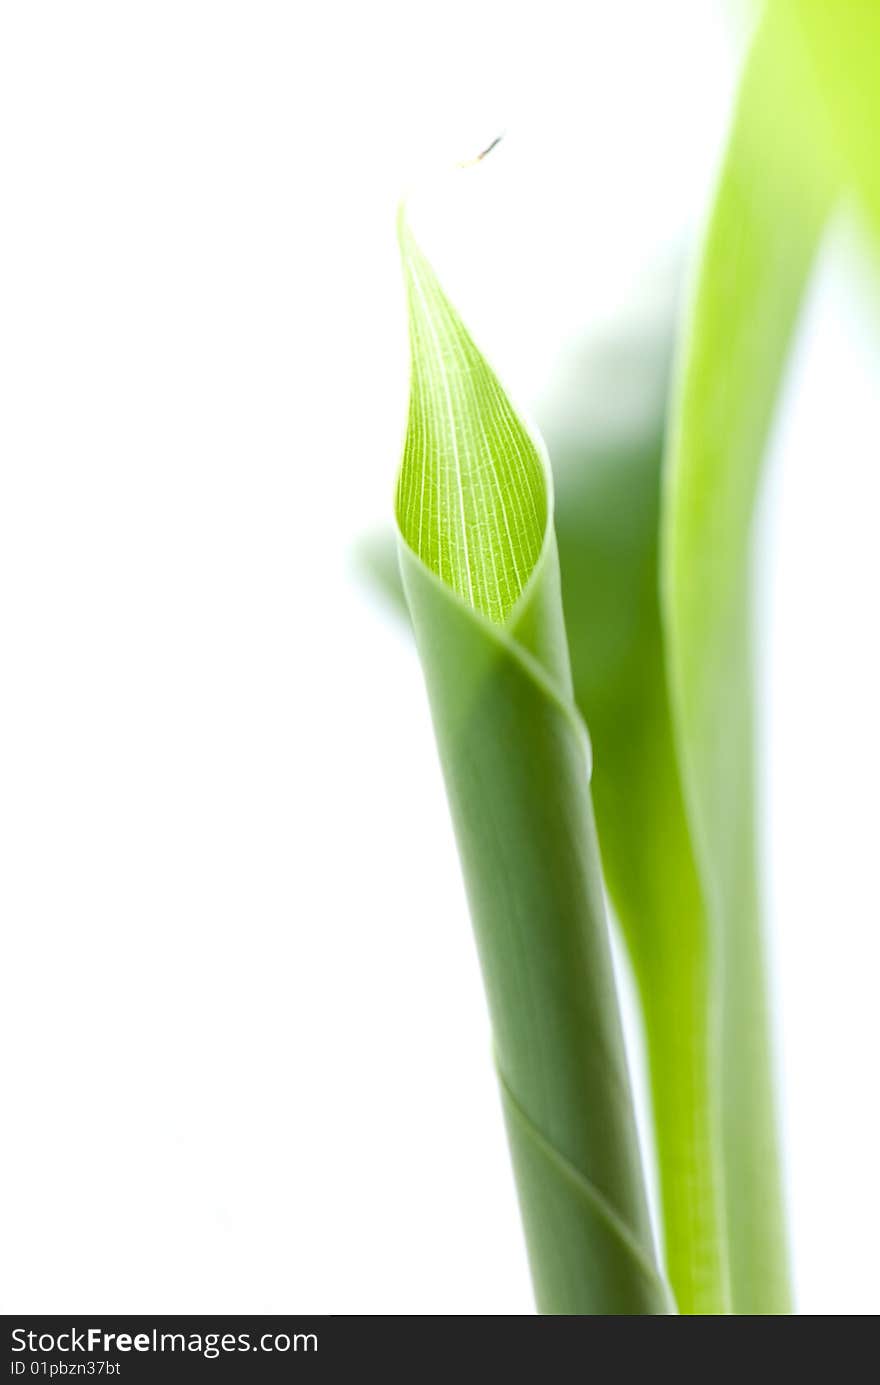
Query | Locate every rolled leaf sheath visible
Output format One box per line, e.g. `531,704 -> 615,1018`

396,223 -> 669,1314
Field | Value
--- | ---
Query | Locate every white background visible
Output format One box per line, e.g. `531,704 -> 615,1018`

1,1 -> 878,1315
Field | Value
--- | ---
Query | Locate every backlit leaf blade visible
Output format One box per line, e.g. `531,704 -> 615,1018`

779,0 -> 880,242
661,7 -> 838,1315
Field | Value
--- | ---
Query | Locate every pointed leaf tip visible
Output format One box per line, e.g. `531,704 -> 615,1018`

395,222 -> 547,623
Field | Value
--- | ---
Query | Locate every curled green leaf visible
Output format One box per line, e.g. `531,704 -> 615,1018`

397,214 -> 546,622
395,214 -> 669,1315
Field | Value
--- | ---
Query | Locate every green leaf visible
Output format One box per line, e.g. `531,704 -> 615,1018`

397,213 -> 546,622
395,216 -> 670,1315
661,7 -> 838,1315
778,0 -> 880,241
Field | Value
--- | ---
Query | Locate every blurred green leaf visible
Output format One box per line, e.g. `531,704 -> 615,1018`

545,323 -> 729,1315
662,5 -> 838,1314
780,0 -> 880,241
